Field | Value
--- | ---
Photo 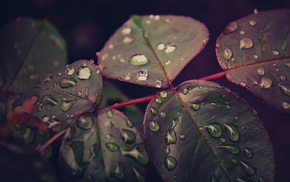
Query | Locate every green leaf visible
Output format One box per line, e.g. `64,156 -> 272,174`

0,17 -> 67,123
98,15 -> 208,88
59,110 -> 148,181
100,81 -> 144,132
12,60 -> 102,129
144,80 -> 274,181
216,9 -> 290,113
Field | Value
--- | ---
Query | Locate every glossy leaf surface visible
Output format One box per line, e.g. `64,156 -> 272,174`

0,18 -> 67,123
216,9 -> 290,113
98,15 -> 208,88
60,110 -> 148,182
144,80 -> 274,182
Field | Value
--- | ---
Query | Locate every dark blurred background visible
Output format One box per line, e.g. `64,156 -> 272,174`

1,0 -> 290,181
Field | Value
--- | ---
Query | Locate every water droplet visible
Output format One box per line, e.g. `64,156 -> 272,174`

181,88 -> 189,95
224,22 -> 238,34
217,144 -> 240,154
137,69 -> 148,81
164,43 -> 176,54
278,84 -> 290,96
85,87 -> 89,98
122,27 -> 131,35
157,43 -> 165,50
243,148 -> 253,158
77,91 -> 82,97
76,66 -> 91,80
249,20 -> 256,26
65,65 -> 75,76
272,49 -> 279,55
29,74 -> 39,80
123,36 -> 134,44
240,82 -> 247,87
155,97 -> 162,104
280,75 -> 286,82
104,120 -> 114,127
211,103 -> 217,107
132,167 -> 145,182
155,79 -> 162,88
76,114 -> 93,130
107,110 -> 114,118
179,134 -> 185,140
126,120 -> 134,128
59,78 -> 77,88
223,48 -> 232,60
122,144 -> 149,165
124,73 -> 131,80
42,115 -> 50,122
149,121 -> 160,132
240,30 -> 245,35
160,112 -> 166,118
150,107 -> 158,116
106,142 -> 119,151
234,116 -> 239,121
259,76 -> 272,89
145,19 -> 151,24
160,91 -> 168,98
282,101 -> 290,109
254,9 -> 259,14
215,43 -> 220,48
190,103 -> 200,111
105,134 -> 112,139
206,123 -> 223,138
220,138 -> 226,143
240,38 -> 253,49
37,95 -> 58,111
121,129 -> 136,144
254,55 -> 258,59
224,124 -> 239,142
165,60 -> 171,66
61,97 -> 77,112
282,41 -> 287,50
164,156 -> 177,171
165,129 -> 177,145
259,177 -> 265,182
154,15 -> 160,21
240,161 -> 256,176
256,67 -> 265,75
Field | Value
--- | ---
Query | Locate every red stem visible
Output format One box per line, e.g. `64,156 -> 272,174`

199,70 -> 228,81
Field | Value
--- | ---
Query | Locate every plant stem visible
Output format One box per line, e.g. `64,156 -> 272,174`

199,70 -> 228,80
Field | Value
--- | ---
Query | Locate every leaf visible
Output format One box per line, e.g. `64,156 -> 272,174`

98,15 -> 208,88
59,110 -> 148,181
100,81 -> 144,132
0,17 -> 67,123
143,80 -> 274,181
216,9 -> 290,113
12,60 -> 102,130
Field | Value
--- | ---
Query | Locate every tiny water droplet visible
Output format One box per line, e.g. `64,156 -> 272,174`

179,134 -> 185,140
149,121 -> 160,132
137,69 -> 148,81
217,144 -> 240,154
157,43 -> 165,50
190,103 -> 200,111
210,103 -> 217,107
85,87 -> 89,97
108,44 -> 114,49
231,159 -> 238,163
105,142 -> 119,151
121,129 -> 136,144
282,41 -> 287,50
123,36 -> 134,44
165,129 -> 177,145
151,107 -> 158,116
165,60 -> 171,66
164,43 -> 176,54
29,74 -> 39,80
224,22 -> 238,34
234,116 -> 239,121
65,65 -> 75,76
121,144 -> 149,165
107,110 -> 114,118
124,73 -> 131,80
240,82 -> 247,87
42,116 -> 50,122
282,101 -> 290,109
77,66 -> 91,80
164,156 -> 177,171
249,20 -> 256,26
259,76 -> 272,89
77,115 -> 93,129
256,68 -> 265,75
224,124 -> 239,142
254,55 -> 258,59
223,48 -> 232,60
155,79 -> 162,88
105,134 -> 112,139
240,38 -> 253,49
160,91 -> 168,98
77,91 -> 82,96
172,175 -> 177,179
220,138 -> 226,143
155,97 -> 162,104
240,30 -> 245,35
240,161 -> 256,175
206,123 -> 223,138
280,75 -> 286,82
243,147 -> 253,158
160,112 -> 166,118
122,27 -> 131,35
272,49 -> 279,55
126,120 -> 134,128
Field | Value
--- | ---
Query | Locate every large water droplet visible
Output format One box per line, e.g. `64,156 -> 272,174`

137,69 -> 148,81
165,129 -> 177,145
59,78 -> 77,88
278,83 -> 290,96
77,115 -> 93,129
206,123 -> 223,138
65,65 -> 75,76
190,103 -> 200,111
240,38 -> 253,49
223,47 -> 232,60
122,144 -> 149,165
106,142 -> 119,152
224,124 -> 239,142
149,121 -> 160,132
164,156 -> 177,171
164,43 -> 176,54
224,22 -> 238,34
150,107 -> 158,116
240,161 -> 256,176
37,95 -> 58,111
256,68 -> 265,75
243,148 -> 253,158
120,129 -> 136,144
259,76 -> 272,89
129,54 -> 149,65
61,97 -> 77,112
132,167 -> 145,182
160,91 -> 168,98
282,101 -> 290,109
77,66 -> 91,80
217,144 -> 240,154
111,162 -> 125,180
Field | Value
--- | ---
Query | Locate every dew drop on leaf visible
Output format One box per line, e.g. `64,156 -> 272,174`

165,129 -> 177,145
179,134 -> 185,140
76,66 -> 91,80
164,156 -> 177,172
150,107 -> 158,116
243,147 -> 253,158
256,68 -> 265,75
259,76 -> 272,89
149,121 -> 160,132
224,124 -> 239,142
164,42 -> 176,54
77,115 -> 93,130
42,115 -> 50,122
155,97 -> 162,104
111,162 -> 125,180
282,101 -> 290,109
278,83 -> 290,96
249,19 -> 256,26
205,123 -> 223,138
155,79 -> 162,88
181,88 -> 189,95
126,120 -> 134,128
120,129 -> 136,144
60,97 -> 77,112
160,91 -> 168,98
122,27 -> 131,35
121,144 -> 149,165
272,49 -> 279,55
105,142 -> 119,152
137,69 -> 148,81
65,65 -> 75,76
157,43 -> 165,50
123,36 -> 134,44
190,103 -> 200,111
224,22 -> 238,34
125,73 -> 131,80
240,161 -> 256,176
129,54 -> 149,66
217,144 -> 240,154
159,111 -> 166,118
37,95 -> 58,111
107,110 -> 114,118
240,38 -> 253,49
282,41 -> 287,50
223,47 -> 232,60
59,78 -> 77,88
